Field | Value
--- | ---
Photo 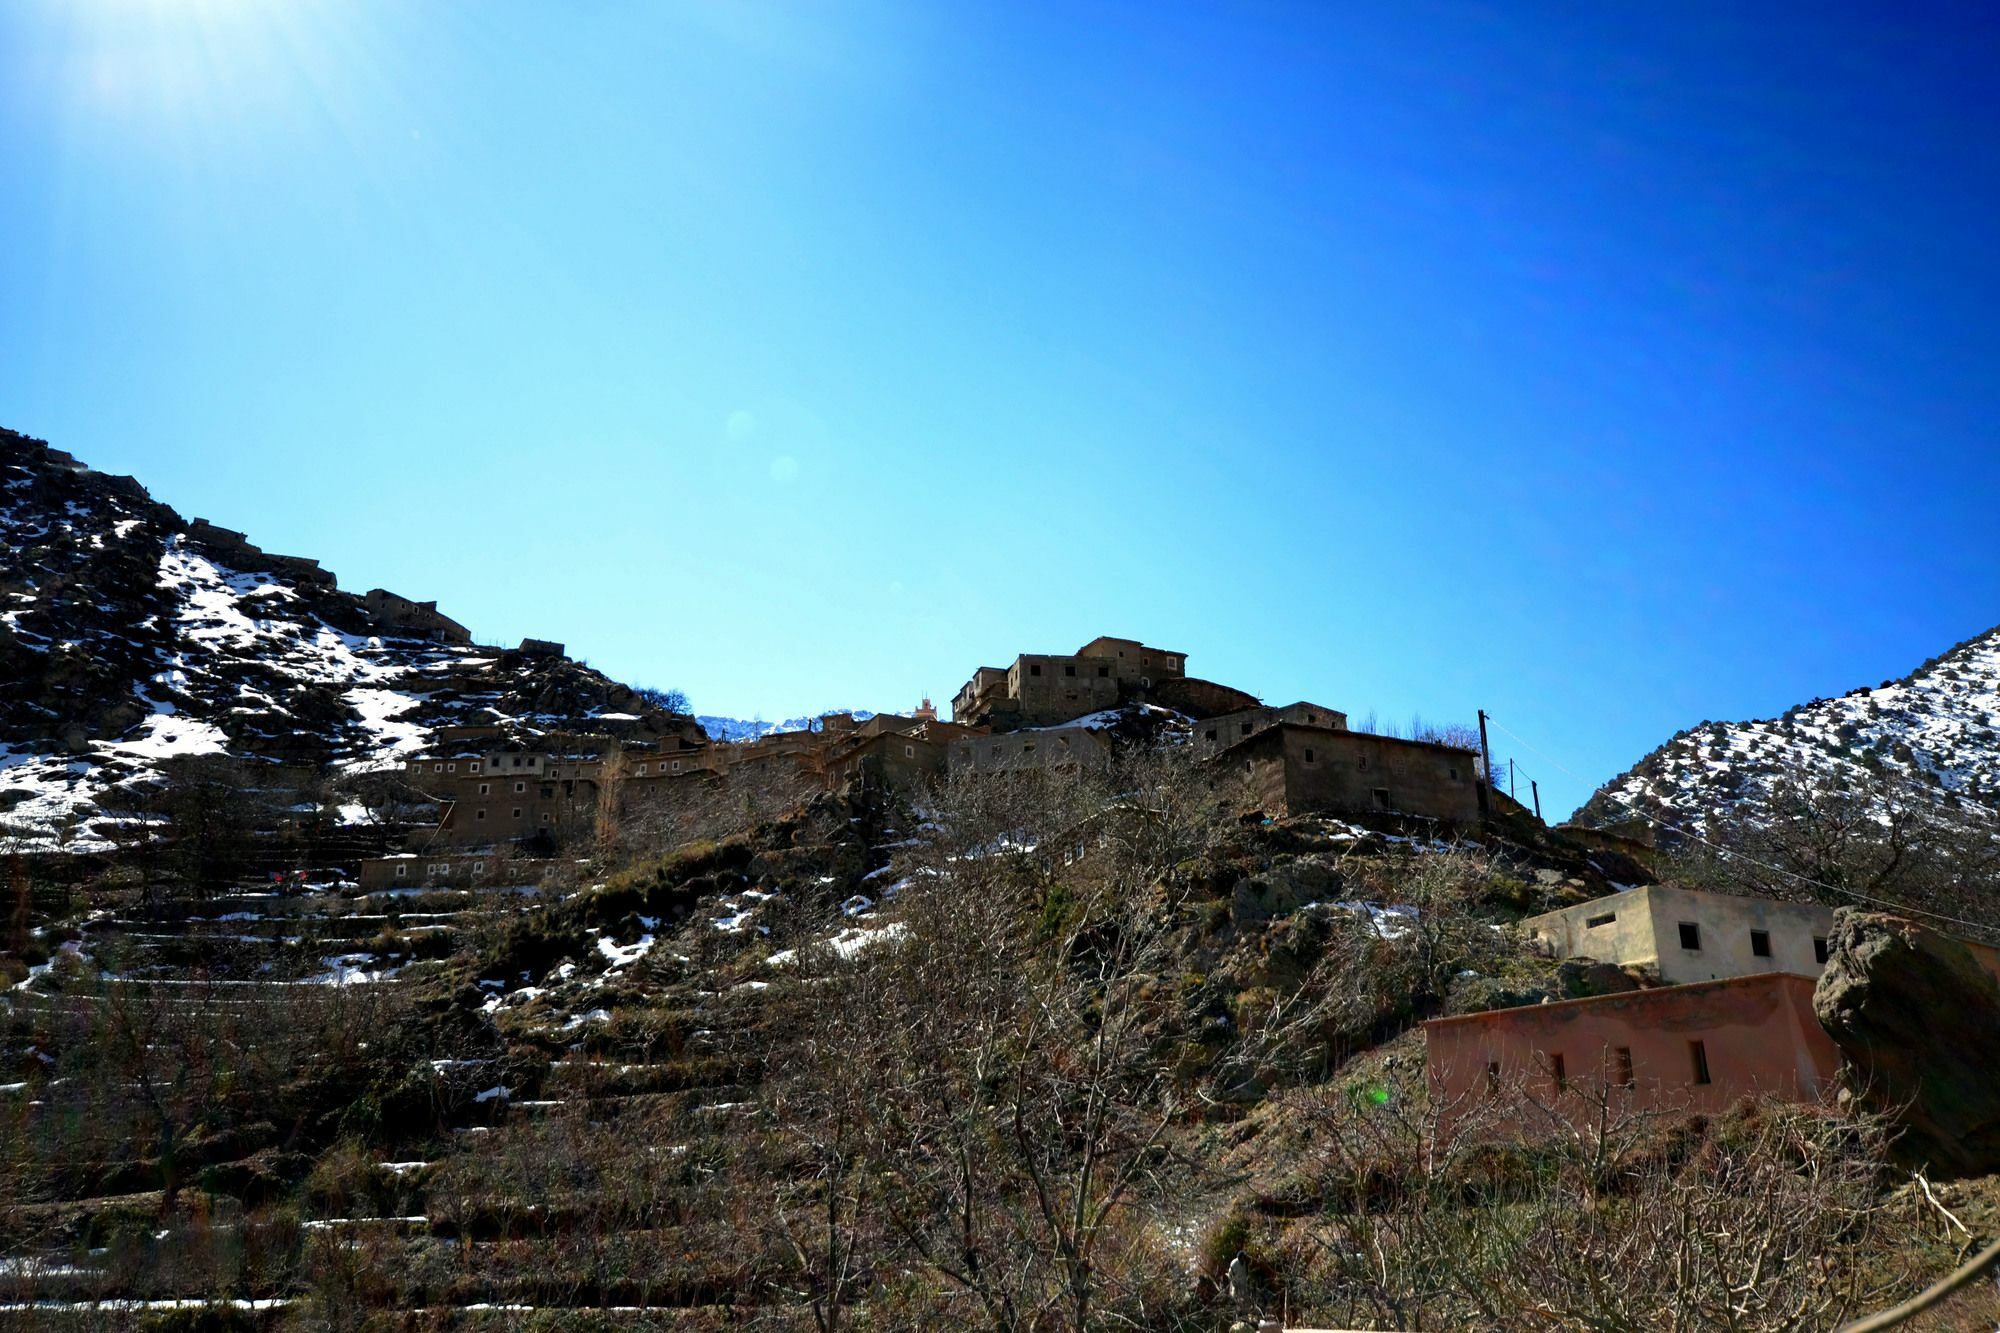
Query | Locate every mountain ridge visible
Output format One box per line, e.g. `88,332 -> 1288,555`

0,428 -> 702,851
1575,622 -> 2000,844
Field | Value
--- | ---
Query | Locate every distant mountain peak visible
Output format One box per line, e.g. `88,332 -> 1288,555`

1576,623 -> 2000,841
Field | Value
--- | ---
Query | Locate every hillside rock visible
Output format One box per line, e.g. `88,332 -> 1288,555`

1813,908 -> 2000,1177
0,427 -> 703,850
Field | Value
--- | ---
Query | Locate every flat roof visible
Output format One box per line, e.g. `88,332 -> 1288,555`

1423,969 -> 1816,1032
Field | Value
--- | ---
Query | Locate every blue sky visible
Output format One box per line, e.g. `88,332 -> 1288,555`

5,2 -> 1998,816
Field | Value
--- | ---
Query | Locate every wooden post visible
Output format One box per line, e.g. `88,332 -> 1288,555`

1476,709 -> 1493,821
1531,779 -> 1542,822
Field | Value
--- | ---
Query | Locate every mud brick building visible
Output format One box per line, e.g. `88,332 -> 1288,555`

1212,724 -> 1481,824
951,636 -> 1187,729
1426,972 -> 1841,1132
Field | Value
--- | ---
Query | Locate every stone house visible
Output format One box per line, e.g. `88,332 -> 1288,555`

1425,972 -> 1841,1131
1212,724 -> 1481,824
362,588 -> 472,645
1193,701 -> 1350,756
948,724 -> 1113,776
1074,636 -> 1188,686
1001,655 -> 1122,727
951,637 -> 1187,729
402,750 -> 597,848
821,730 -> 947,791
358,852 -> 552,890
1524,885 -> 1836,986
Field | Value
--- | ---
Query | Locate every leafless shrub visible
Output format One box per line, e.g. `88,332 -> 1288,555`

1281,1073 -> 1911,1332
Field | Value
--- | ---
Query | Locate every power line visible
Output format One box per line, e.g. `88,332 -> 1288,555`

1483,715 -> 2000,938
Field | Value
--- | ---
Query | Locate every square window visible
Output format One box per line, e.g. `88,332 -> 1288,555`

1064,664 -> 1076,677
514,782 -> 525,793
1586,912 -> 1616,928
433,763 -> 443,773
1689,1040 -> 1712,1085
1614,1046 -> 1635,1088
1096,666 -> 1109,677
1373,788 -> 1391,810
472,862 -> 484,874
469,762 -> 480,772
479,783 -> 490,795
1029,663 -> 1042,676
447,762 -> 457,772
1678,922 -> 1702,950
1304,748 -> 1315,763
1813,936 -> 1829,965
476,809 -> 487,821
1548,1052 -> 1567,1091
1205,729 -> 1217,741
512,807 -> 522,819
395,864 -> 407,879
904,745 -> 914,757
1750,929 -> 1771,958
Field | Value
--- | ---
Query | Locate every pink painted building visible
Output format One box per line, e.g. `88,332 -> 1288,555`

1425,972 -> 1840,1128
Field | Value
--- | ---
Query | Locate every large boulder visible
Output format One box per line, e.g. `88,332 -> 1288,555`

1813,908 -> 2000,1176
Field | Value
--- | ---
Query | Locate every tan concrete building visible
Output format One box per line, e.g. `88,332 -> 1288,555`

1524,884 -> 1836,986
1213,724 -> 1481,824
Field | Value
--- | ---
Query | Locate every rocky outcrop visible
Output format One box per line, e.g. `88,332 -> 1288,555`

1813,908 -> 2000,1177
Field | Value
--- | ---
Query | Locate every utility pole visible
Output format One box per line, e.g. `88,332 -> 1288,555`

1531,779 -> 1542,822
1476,709 -> 1493,821
1508,758 -> 1517,799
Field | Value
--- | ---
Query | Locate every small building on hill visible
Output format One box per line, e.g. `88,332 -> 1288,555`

1524,884 -> 1836,987
1212,723 -> 1480,824
358,852 -> 552,890
951,636 -> 1188,729
1425,972 -> 1841,1132
948,723 -> 1113,776
822,730 -> 947,791
1193,701 -> 1349,755
363,588 -> 472,645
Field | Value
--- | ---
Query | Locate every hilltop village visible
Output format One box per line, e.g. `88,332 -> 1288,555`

370,634 -> 1484,887
369,637 -> 2000,1143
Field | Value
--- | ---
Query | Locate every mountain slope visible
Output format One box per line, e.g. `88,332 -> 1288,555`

0,428 -> 701,850
1576,624 -> 2000,841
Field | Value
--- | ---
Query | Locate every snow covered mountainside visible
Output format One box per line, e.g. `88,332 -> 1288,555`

1575,624 -> 2000,842
0,429 -> 702,850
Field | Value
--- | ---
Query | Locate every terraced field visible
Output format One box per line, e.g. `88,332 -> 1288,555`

0,805 -> 894,1328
